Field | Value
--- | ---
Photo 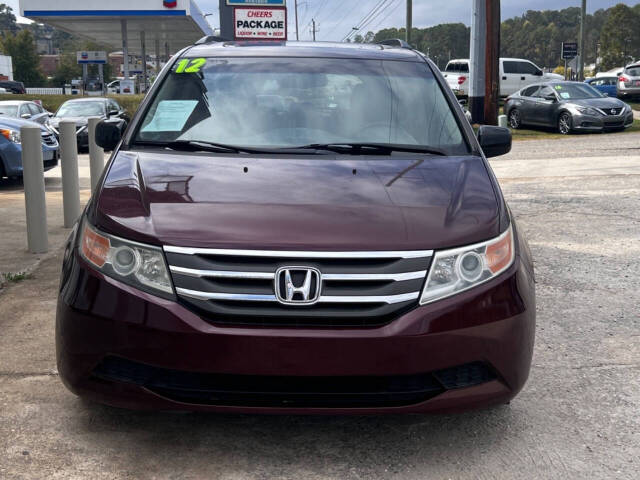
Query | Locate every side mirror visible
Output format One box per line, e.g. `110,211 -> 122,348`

107,110 -> 119,117
603,92 -> 609,97
535,69 -> 543,76
458,99 -> 468,106
477,125 -> 512,158
21,113 -> 32,119
95,120 -> 122,151
544,94 -> 557,102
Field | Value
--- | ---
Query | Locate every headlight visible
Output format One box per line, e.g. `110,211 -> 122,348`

0,128 -> 21,143
575,106 -> 601,116
79,221 -> 174,299
420,225 -> 515,305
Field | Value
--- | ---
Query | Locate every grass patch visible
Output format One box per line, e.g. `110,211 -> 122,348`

1,271 -> 33,285
628,102 -> 640,111
0,94 -> 145,116
511,119 -> 640,141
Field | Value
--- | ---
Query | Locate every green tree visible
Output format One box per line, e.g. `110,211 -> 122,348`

0,30 -> 45,86
600,4 -> 640,70
0,3 -> 17,34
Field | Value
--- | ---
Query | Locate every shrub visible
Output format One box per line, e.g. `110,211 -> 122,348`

0,94 -> 145,115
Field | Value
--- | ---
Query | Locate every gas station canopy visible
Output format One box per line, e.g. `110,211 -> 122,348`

19,0 -> 213,55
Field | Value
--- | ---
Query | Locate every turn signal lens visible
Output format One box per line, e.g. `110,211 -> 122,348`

420,225 -> 515,305
486,228 -> 513,274
81,224 -> 110,267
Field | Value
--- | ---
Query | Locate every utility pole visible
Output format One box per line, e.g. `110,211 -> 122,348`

469,0 -> 486,124
311,19 -> 318,41
295,0 -> 300,41
484,0 -> 500,126
578,0 -> 586,81
406,0 -> 412,45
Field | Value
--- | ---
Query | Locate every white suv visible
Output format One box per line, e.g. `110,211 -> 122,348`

617,62 -> 640,99
443,58 -> 563,97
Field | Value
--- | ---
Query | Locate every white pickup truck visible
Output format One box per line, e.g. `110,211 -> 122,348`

443,58 -> 563,97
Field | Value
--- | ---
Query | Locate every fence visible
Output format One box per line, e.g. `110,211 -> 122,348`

25,88 -> 64,95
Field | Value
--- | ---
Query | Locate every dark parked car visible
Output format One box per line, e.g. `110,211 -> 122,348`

0,80 -> 26,94
584,76 -> 618,98
505,81 -> 634,134
48,97 -> 128,149
0,100 -> 52,125
57,40 -> 535,414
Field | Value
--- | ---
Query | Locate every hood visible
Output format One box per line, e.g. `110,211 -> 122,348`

49,116 -> 91,127
544,73 -> 564,80
564,97 -> 627,109
0,116 -> 48,132
92,151 -> 502,251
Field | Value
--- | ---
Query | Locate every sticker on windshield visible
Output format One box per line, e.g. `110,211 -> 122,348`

140,100 -> 198,132
560,92 -> 570,99
555,85 -> 563,90
174,58 -> 207,74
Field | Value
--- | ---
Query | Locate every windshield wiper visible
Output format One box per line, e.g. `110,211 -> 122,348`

293,143 -> 447,156
132,140 -> 270,154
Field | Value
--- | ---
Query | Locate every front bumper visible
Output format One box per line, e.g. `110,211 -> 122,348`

0,142 -> 59,177
56,238 -> 536,414
571,111 -> 635,131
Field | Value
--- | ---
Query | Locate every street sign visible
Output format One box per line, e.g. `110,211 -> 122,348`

562,42 -> 578,60
77,51 -> 107,64
227,0 -> 286,5
234,7 -> 287,40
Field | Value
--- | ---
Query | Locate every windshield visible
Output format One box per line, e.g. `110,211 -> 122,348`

134,57 -> 468,155
56,101 -> 105,117
0,105 -> 18,116
554,83 -> 603,100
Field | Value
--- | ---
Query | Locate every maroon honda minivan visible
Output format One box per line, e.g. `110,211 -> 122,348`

56,40 -> 535,414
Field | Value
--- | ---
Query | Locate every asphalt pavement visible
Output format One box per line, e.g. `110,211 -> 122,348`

1,133 -> 639,479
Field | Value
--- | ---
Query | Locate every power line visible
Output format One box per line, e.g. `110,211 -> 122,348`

362,0 -> 403,35
324,0 -> 377,41
342,0 -> 393,42
343,0 -> 389,41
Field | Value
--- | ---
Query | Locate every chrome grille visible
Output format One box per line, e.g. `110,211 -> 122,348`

164,247 -> 432,327
41,132 -> 58,147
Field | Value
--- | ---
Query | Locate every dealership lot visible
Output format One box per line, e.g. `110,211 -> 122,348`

1,133 -> 639,479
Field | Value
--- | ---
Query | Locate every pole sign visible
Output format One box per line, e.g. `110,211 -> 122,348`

234,7 -> 287,40
227,1 -> 286,5
562,42 -> 578,60
77,51 -> 107,64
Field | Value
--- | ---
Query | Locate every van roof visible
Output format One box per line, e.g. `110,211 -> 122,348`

185,41 -> 424,62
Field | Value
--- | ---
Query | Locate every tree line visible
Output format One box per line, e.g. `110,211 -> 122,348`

355,3 -> 640,72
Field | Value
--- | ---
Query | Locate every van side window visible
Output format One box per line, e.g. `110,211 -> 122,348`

503,61 -> 519,74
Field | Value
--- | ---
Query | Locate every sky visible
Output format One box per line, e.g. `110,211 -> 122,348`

6,0 -> 640,42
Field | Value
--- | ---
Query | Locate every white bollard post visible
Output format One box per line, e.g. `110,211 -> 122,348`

88,117 -> 104,192
59,120 -> 81,228
498,115 -> 508,128
20,125 -> 48,253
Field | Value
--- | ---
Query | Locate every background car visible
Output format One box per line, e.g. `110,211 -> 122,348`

505,81 -> 633,134
584,77 -> 618,97
0,100 -> 52,125
617,62 -> 640,99
0,116 -> 58,179
48,97 -> 129,150
443,57 -> 563,97
0,80 -> 26,94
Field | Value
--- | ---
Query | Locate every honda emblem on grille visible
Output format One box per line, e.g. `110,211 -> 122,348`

275,267 -> 322,305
